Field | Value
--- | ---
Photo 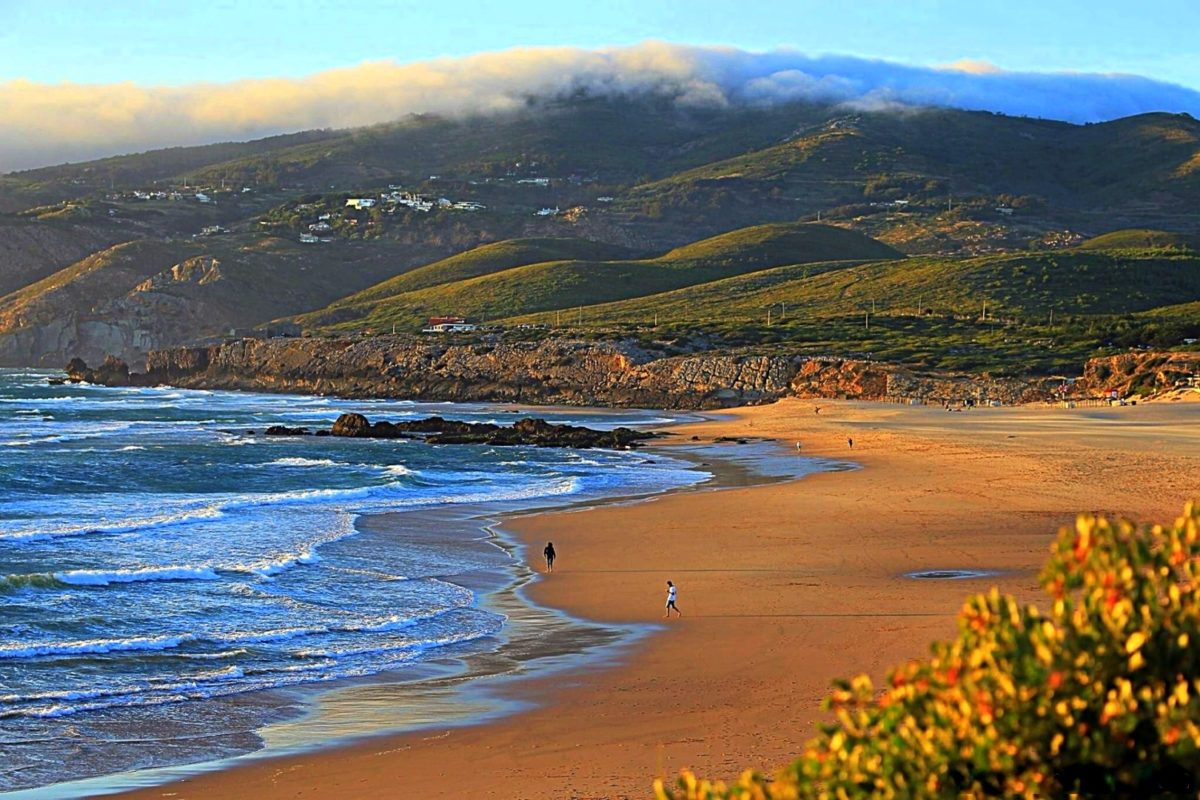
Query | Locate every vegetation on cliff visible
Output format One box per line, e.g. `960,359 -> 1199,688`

657,503 -> 1200,799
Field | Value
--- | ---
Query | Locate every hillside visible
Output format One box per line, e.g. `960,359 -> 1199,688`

294,223 -> 904,333
331,237 -> 639,305
1,97 -> 1199,369
1078,228 -> 1199,250
506,246 -> 1200,372
0,236 -> 442,367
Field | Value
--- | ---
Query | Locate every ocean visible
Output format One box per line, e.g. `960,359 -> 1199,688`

0,369 -> 714,794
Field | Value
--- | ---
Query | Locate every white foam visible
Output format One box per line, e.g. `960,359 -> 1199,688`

0,634 -> 190,660
266,457 -> 342,468
244,548 -> 321,577
54,566 -> 221,586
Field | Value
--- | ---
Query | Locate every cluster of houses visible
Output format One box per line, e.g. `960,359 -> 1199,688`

422,315 -> 477,333
107,185 -> 253,205
345,188 -> 488,214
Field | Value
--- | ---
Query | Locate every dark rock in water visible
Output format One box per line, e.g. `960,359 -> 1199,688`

245,430 -> 256,435
65,355 -> 133,386
327,412 -> 653,449
264,425 -> 311,436
315,430 -> 331,437
47,378 -> 67,386
330,413 -> 371,437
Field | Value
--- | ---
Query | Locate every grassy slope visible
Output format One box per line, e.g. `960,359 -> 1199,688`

1078,229 -> 1199,250
619,110 -> 1200,226
335,238 -> 639,304
508,247 -> 1200,327
303,223 -> 904,332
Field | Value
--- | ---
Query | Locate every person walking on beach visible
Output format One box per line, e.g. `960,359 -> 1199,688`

848,437 -> 854,449
543,541 -> 556,573
665,580 -> 681,618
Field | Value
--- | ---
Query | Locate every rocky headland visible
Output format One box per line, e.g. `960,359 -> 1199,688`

64,337 -> 1200,409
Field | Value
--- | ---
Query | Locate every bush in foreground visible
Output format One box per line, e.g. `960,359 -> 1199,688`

656,502 -> 1200,799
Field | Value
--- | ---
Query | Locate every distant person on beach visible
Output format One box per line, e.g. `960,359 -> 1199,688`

848,437 -> 854,449
665,580 -> 681,618
543,542 -> 556,573
815,406 -> 821,415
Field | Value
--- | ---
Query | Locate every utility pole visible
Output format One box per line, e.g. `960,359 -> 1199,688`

871,298 -> 876,315
767,308 -> 773,326
865,311 -> 870,331
1049,309 -> 1054,327
780,302 -> 786,321
578,306 -> 582,326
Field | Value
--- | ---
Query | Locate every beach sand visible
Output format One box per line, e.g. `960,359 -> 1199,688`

114,398 -> 1200,799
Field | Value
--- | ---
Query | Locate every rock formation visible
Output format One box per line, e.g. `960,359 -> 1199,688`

65,337 -> 1198,409
266,412 -> 654,449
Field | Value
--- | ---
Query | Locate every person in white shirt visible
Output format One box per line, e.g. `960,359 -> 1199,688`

665,580 -> 681,618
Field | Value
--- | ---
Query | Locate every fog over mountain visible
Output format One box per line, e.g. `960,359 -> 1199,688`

3,41 -> 1200,172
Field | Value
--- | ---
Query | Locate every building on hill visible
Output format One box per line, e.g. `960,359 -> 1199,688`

422,316 -> 477,333
345,198 -> 376,209
535,206 -> 560,217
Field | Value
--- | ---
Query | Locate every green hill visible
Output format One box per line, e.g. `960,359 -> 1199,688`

297,223 -> 903,332
500,246 -> 1200,372
1078,229 -> 1199,250
510,247 -> 1200,326
336,238 -> 638,304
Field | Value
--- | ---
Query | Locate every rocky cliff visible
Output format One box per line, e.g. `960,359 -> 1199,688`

60,336 -> 1109,409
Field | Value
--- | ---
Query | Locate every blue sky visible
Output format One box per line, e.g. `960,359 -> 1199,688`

2,0 -> 1198,89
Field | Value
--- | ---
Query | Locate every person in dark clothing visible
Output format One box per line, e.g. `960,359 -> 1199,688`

848,437 -> 854,449
543,541 -> 556,573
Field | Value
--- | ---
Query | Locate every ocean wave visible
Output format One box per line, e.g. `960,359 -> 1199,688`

0,503 -> 228,542
0,634 -> 191,661
54,565 -> 221,586
265,457 -> 344,468
242,547 -> 321,577
0,573 -> 66,593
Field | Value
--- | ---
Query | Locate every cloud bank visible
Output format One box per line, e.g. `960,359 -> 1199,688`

3,42 -> 1199,172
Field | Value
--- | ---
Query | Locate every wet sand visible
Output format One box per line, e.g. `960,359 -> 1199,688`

112,398 -> 1200,799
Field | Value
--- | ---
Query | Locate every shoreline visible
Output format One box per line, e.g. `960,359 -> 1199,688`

11,420 -> 824,799
57,397 -> 1200,798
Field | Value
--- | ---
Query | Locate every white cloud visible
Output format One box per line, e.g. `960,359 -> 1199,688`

2,42 -> 1198,172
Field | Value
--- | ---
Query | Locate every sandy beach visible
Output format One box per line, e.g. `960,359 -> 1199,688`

112,396 -> 1200,800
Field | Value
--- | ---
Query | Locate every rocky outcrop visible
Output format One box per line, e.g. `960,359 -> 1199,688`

65,355 -> 133,386
1070,352 -> 1200,398
64,336 -> 1104,408
269,412 -> 654,449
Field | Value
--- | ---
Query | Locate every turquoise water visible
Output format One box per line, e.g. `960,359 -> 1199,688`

0,370 -> 709,793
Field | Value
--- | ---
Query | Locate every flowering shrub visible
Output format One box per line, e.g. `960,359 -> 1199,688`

656,502 -> 1200,799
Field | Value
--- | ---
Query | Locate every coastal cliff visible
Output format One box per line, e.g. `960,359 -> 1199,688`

68,336 -> 1100,408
